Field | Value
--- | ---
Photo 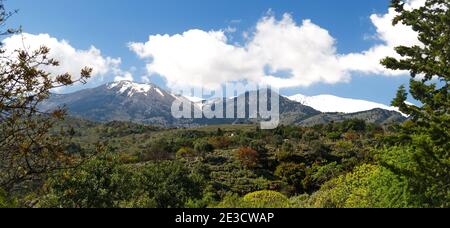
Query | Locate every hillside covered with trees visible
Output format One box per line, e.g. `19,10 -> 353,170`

0,0 -> 448,208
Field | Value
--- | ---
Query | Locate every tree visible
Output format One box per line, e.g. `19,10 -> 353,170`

275,162 -> 306,193
302,162 -> 344,193
304,164 -> 417,208
41,153 -> 143,208
0,1 -> 92,191
241,190 -> 289,208
140,138 -> 173,161
0,188 -> 16,208
208,136 -> 230,149
249,140 -> 269,168
380,0 -> 449,207
193,139 -> 214,154
235,147 -> 259,169
216,191 -> 289,208
176,147 -> 197,160
41,156 -> 204,208
341,119 -> 367,133
140,161 -> 204,208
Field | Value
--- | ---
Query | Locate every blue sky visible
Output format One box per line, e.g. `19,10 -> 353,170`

7,0 -> 415,105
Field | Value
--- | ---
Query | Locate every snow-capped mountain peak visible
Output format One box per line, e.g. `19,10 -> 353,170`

107,81 -> 166,97
287,94 -> 405,116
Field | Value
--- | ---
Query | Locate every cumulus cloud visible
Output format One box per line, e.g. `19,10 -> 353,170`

130,0 -> 425,90
114,71 -> 134,82
129,13 -> 348,89
250,15 -> 348,87
129,29 -> 261,89
339,0 -> 424,76
2,33 -> 125,82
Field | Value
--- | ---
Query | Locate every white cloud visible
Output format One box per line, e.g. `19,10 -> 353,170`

2,33 -> 125,82
129,0 -> 430,90
250,15 -> 349,87
114,71 -> 134,82
339,0 -> 424,76
129,13 -> 348,89
129,29 -> 262,89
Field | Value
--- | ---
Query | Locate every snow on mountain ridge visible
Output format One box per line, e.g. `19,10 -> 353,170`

108,81 -> 168,97
287,94 -> 405,116
106,82 -> 407,116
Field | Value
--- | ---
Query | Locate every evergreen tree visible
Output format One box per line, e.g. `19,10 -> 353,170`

381,0 -> 449,207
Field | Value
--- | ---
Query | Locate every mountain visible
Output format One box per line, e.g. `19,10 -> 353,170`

41,81 -> 197,126
288,94 -> 403,115
299,108 -> 406,126
194,89 -> 321,126
41,81 -> 406,127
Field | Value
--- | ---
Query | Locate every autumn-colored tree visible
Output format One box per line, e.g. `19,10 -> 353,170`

235,147 -> 259,169
0,1 -> 92,191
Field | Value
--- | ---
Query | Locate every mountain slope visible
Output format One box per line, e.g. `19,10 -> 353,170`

299,108 -> 406,126
194,89 -> 321,126
42,81 -> 406,127
288,94 -> 402,115
41,81 -> 196,126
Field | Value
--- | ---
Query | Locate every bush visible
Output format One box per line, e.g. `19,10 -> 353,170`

140,138 -> 173,161
42,154 -> 142,208
327,132 -> 341,141
235,147 -> 259,169
275,163 -> 306,193
342,119 -> 367,132
41,156 -> 204,208
379,138 -> 450,208
304,164 -> 417,208
194,139 -> 214,154
176,147 -> 197,159
241,191 -> 289,208
288,194 -> 310,208
208,136 -> 231,149
0,188 -> 16,208
214,193 -> 244,208
215,191 -> 289,208
140,161 -> 204,208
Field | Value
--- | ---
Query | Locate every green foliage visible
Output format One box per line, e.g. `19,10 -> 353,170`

216,191 -> 289,208
140,138 -> 174,161
0,188 -> 16,208
341,119 -> 367,132
380,0 -> 450,208
208,136 -> 231,149
0,2 -> 92,191
242,191 -> 289,208
379,135 -> 450,208
176,147 -> 197,160
327,132 -> 342,141
275,142 -> 299,163
7,0 -> 448,209
302,162 -> 345,193
140,161 -> 204,208
303,164 -> 417,208
30,118 -> 424,208
42,154 -> 142,208
194,139 -> 215,154
40,155 -> 203,208
275,163 -> 306,193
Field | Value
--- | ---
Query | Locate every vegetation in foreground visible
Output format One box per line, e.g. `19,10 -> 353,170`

0,0 -> 449,208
